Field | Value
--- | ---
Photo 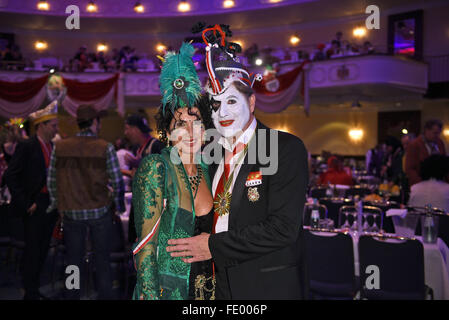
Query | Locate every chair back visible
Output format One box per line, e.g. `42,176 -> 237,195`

304,229 -> 357,299
358,235 -> 426,299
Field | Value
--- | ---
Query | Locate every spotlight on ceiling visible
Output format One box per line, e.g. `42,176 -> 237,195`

255,58 -> 263,66
223,0 -> 235,8
134,2 -> 145,13
37,0 -> 50,11
178,1 -> 191,12
87,1 -> 98,12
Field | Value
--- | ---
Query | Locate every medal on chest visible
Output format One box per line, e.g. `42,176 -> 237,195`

213,191 -> 232,217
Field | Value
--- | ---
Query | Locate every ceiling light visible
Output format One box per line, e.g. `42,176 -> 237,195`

37,0 -> 50,11
134,2 -> 145,13
97,44 -> 108,52
223,0 -> 235,8
290,35 -> 301,46
35,41 -> 48,51
353,27 -> 367,38
87,1 -> 98,12
402,128 -> 408,135
268,0 -> 282,3
255,58 -> 263,66
444,129 -> 449,137
178,1 -> 191,12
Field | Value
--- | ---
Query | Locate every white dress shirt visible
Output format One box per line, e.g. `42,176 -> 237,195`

212,117 -> 257,233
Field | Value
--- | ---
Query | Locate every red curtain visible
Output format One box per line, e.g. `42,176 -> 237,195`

63,73 -> 118,102
0,75 -> 49,102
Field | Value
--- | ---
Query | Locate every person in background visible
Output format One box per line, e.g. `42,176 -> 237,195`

405,119 -> 446,186
114,137 -> 133,192
382,136 -> 404,184
318,155 -> 354,186
124,113 -> 164,244
47,104 -> 125,300
3,102 -> 59,300
367,143 -> 386,178
409,154 -> 449,212
124,113 -> 165,173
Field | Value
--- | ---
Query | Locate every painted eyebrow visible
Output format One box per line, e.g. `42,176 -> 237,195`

226,95 -> 238,100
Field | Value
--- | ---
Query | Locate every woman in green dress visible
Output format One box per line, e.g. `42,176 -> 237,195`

132,42 -> 215,300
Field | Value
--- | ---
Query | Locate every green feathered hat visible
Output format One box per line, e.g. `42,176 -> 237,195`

159,42 -> 202,115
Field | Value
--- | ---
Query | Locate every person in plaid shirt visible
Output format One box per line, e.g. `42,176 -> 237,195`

47,104 -> 125,300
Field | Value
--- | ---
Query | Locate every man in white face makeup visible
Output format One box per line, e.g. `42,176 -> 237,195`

166,23 -> 309,300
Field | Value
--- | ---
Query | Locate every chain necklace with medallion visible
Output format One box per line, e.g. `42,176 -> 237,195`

213,143 -> 250,217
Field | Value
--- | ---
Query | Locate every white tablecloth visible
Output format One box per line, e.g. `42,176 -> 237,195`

311,230 -> 449,299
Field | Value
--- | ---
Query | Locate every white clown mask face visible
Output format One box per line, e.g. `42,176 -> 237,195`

210,84 -> 252,138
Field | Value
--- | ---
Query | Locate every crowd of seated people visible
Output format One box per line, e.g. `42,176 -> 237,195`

68,45 -> 153,72
0,33 -> 379,73
310,31 -> 375,62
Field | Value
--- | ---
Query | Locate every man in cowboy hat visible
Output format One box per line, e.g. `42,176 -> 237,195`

47,104 -> 125,300
4,101 -> 59,300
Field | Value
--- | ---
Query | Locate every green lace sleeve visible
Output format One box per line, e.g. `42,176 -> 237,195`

132,155 -> 166,300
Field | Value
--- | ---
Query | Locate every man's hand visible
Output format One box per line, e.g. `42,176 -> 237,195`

27,203 -> 37,216
166,233 -> 211,263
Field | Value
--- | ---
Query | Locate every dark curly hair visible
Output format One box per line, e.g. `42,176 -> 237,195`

155,94 -> 213,145
420,154 -> 449,181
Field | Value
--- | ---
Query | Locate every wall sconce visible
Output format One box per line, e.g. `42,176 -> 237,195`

290,35 -> 301,46
97,44 -> 108,52
35,41 -> 48,51
353,27 -> 367,38
348,129 -> 364,142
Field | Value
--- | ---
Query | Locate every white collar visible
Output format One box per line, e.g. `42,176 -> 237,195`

218,117 -> 257,152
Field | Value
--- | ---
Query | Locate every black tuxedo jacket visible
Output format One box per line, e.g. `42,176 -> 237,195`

4,136 -> 48,215
208,121 -> 309,300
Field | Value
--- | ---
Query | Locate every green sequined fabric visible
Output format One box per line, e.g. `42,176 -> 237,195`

132,147 -> 211,300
